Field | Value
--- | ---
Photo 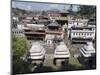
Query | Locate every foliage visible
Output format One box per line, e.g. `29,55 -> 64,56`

77,5 -> 96,18
12,8 -> 27,16
12,35 -> 27,58
12,35 -> 29,74
68,4 -> 73,14
68,57 -> 84,69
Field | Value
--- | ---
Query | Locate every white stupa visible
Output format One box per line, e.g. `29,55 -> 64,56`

54,42 -> 70,66
80,42 -> 96,58
28,42 -> 46,64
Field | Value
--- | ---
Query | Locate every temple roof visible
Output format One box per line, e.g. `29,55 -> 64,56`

47,21 -> 61,27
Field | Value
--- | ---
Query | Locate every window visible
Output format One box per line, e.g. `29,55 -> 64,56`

70,23 -> 72,24
87,33 -> 89,36
82,33 -> 83,35
75,33 -> 77,35
73,33 -> 75,35
84,33 -> 86,35
79,33 -> 80,35
90,33 -> 92,36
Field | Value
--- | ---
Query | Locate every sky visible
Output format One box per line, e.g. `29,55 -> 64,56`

12,1 -> 79,12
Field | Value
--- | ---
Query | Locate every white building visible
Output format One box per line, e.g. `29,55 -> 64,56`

62,23 -> 68,31
12,22 -> 25,37
88,18 -> 96,31
70,27 -> 95,42
22,16 -> 33,23
28,42 -> 46,65
68,19 -> 88,28
12,28 -> 25,37
12,16 -> 19,22
45,34 -> 55,45
26,16 -> 33,20
17,23 -> 25,30
26,23 -> 45,30
54,42 -> 70,66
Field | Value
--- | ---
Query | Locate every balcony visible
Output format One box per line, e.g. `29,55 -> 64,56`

46,28 -> 63,34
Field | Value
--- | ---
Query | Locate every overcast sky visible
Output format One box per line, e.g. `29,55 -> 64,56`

12,1 -> 79,12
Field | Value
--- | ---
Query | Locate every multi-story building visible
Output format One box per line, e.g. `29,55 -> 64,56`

54,10 -> 69,25
88,18 -> 96,30
68,19 -> 88,29
12,28 -> 25,37
12,16 -> 19,28
45,21 -> 64,45
36,16 -> 51,25
24,24 -> 46,41
70,27 -> 95,42
12,22 -> 25,37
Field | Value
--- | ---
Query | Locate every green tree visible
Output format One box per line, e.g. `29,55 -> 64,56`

12,8 -> 27,16
12,35 -> 27,58
12,35 -> 29,74
77,5 -> 96,18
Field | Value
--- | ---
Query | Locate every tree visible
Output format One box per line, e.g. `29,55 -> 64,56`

68,4 -> 73,14
12,8 -> 27,16
77,5 -> 96,18
12,35 -> 29,74
12,35 -> 27,58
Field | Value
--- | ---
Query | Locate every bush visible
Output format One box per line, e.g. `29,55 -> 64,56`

68,57 -> 84,69
12,35 -> 29,74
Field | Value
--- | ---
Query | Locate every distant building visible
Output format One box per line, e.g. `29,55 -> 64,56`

22,16 -> 35,23
68,19 -> 88,29
62,23 -> 68,31
12,21 -> 25,37
23,21 -> 64,46
70,27 -> 95,42
59,9 -> 69,17
50,9 -> 69,25
12,16 -> 19,22
12,28 -> 25,37
45,21 -> 64,45
12,19 -> 18,28
12,16 -> 19,28
17,22 -> 25,30
48,13 -> 60,18
36,17 -> 51,25
88,18 -> 96,30
24,24 -> 46,41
